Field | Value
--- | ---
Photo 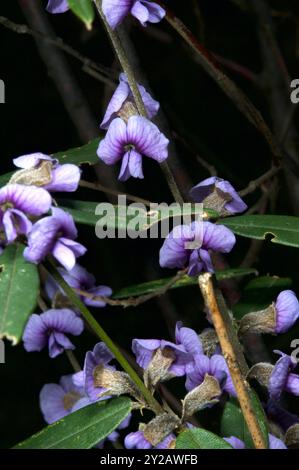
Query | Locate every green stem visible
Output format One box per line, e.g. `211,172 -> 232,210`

44,258 -> 163,415
94,0 -> 184,205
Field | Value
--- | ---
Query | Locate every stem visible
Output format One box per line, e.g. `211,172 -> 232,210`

198,273 -> 267,449
156,0 -> 282,167
44,258 -> 163,415
94,0 -> 184,205
66,349 -> 81,373
239,166 -> 281,197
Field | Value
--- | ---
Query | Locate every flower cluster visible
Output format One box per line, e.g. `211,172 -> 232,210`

97,73 -> 169,181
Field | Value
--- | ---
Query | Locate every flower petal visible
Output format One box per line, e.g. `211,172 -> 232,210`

23,314 -> 48,352
13,153 -> 52,169
132,338 -> 161,369
118,150 -> 144,181
101,80 -> 130,129
0,184 -> 52,216
46,0 -> 69,14
141,1 -> 165,23
102,0 -> 132,29
127,116 -> 169,162
39,383 -> 68,424
275,290 -> 299,333
97,118 -> 127,165
45,164 -> 81,192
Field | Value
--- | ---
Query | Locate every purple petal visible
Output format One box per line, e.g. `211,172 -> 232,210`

46,0 -> 69,14
159,224 -> 195,270
0,184 -> 52,216
125,431 -> 152,449
132,339 -> 161,369
185,354 -> 211,391
39,383 -> 68,424
85,285 -> 113,308
224,436 -> 245,449
45,164 -> 81,193
52,240 -> 77,271
51,207 -> 78,239
269,354 -> 293,400
203,222 -> 236,253
102,0 -> 132,29
118,150 -> 144,181
2,209 -> 32,243
119,73 -> 159,119
48,332 -> 75,358
97,118 -> 127,165
101,80 -> 131,129
175,322 -> 203,356
24,216 -> 59,265
23,314 -> 48,352
126,116 -> 169,162
130,1 -> 149,25
41,309 -> 84,336
269,434 -> 287,449
140,1 -> 165,24
275,290 -> 299,334
13,153 -> 52,169
189,177 -> 218,202
285,373 -> 299,396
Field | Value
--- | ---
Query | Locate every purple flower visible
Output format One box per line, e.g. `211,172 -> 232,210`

24,207 -> 87,271
0,184 -> 52,244
83,342 -> 115,401
45,264 -> 112,308
101,73 -> 159,129
97,116 -> 169,181
225,434 -> 286,449
159,221 -> 236,276
13,153 -> 81,193
223,436 -> 245,449
185,354 -> 236,396
274,290 -> 299,334
46,0 -> 69,14
269,351 -> 299,400
40,373 -> 87,424
125,430 -> 175,449
132,322 -> 203,377
23,309 -> 84,358
190,177 -> 247,215
102,0 -> 165,29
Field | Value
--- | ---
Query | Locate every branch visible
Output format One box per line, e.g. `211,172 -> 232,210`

239,166 -> 281,197
76,269 -> 187,308
198,273 -> 267,449
156,1 -> 282,167
94,0 -> 184,204
0,15 -> 116,88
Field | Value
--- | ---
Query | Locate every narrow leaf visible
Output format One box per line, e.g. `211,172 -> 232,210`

220,215 -> 299,248
14,397 -> 131,449
112,268 -> 257,299
67,0 -> 95,29
176,428 -> 232,449
0,245 -> 39,345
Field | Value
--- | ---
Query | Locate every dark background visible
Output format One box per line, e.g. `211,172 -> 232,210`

0,0 -> 299,448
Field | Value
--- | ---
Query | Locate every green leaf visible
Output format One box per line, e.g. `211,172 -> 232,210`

113,268 -> 257,299
220,215 -> 299,248
221,394 -> 269,449
0,245 -> 39,345
233,275 -> 292,319
14,397 -> 131,449
67,0 -> 95,29
176,428 -> 233,449
59,199 -> 219,229
54,138 -> 100,166
0,171 -> 14,188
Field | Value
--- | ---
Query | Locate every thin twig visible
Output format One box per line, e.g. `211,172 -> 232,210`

79,180 -> 153,206
198,273 -> 267,449
0,15 -> 116,88
156,0 -> 282,166
76,269 -> 187,308
94,0 -> 184,204
239,166 -> 281,197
